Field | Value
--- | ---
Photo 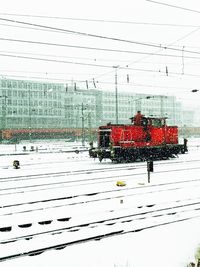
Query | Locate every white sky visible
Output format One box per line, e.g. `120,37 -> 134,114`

1,0 -> 200,107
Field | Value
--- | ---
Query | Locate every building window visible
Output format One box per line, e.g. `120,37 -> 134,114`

13,99 -> 17,105
7,108 -> 12,115
24,108 -> 28,115
18,108 -> 23,114
34,100 -> 38,106
1,81 -> 6,87
23,100 -> 28,106
34,91 -> 38,97
7,99 -> 12,105
7,81 -> 12,88
7,90 -> 12,97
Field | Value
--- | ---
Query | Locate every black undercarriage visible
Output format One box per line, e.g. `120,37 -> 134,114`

89,144 -> 187,163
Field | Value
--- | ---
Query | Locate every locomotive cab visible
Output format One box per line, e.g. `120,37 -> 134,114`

140,117 -> 166,128
99,129 -> 111,148
150,118 -> 166,127
89,126 -> 112,160
89,112 -> 188,162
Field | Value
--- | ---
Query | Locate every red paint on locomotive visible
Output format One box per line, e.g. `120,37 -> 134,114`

90,112 -> 187,162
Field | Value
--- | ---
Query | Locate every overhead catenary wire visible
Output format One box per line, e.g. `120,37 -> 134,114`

0,22 -> 72,34
0,12 -> 199,28
146,0 -> 200,14
0,53 -> 200,82
2,23 -> 200,82
121,25 -> 200,70
1,14 -> 200,84
0,53 -> 117,69
2,41 -> 200,90
1,13 -> 200,94
0,69 -> 101,76
3,51 -> 200,78
1,73 -> 200,91
0,49 -> 140,64
2,38 -> 200,60
0,72 -> 197,94
0,22 -> 200,52
0,46 -> 199,78
0,16 -> 200,55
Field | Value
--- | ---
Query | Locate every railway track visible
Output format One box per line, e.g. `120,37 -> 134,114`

0,196 -> 200,262
0,157 -> 200,220
0,150 -> 197,171
0,151 -> 199,263
1,171 -> 200,208
0,156 -> 200,183
0,160 -> 200,198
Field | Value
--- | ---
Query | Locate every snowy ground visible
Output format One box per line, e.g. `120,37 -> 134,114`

0,138 -> 200,267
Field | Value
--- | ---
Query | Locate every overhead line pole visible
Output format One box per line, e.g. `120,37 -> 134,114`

81,103 -> 85,147
0,95 -> 7,140
114,66 -> 119,124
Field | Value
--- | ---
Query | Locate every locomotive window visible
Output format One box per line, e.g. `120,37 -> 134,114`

141,117 -> 148,126
99,130 -> 111,148
152,119 -> 163,127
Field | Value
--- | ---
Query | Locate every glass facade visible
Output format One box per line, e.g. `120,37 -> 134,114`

0,78 -> 184,131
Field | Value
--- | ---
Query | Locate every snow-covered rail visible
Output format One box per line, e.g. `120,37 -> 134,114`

1,197 -> 200,262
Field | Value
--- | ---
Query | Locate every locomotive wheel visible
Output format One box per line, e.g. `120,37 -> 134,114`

181,148 -> 185,154
115,157 -> 125,163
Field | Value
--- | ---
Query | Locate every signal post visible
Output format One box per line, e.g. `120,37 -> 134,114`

147,160 -> 154,183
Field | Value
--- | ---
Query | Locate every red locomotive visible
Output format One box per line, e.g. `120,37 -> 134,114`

89,111 -> 188,162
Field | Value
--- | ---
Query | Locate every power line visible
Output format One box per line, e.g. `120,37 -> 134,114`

3,48 -> 200,82
2,53 -> 200,81
0,53 -> 113,69
0,22 -> 69,34
0,73 -> 86,84
1,18 -> 199,49
0,16 -> 164,47
121,25 -> 200,72
0,49 -> 133,64
1,37 -> 200,83
0,73 -> 197,93
146,0 -> 200,14
1,37 -> 200,60
1,16 -> 200,55
2,48 -> 200,82
0,69 -> 99,77
3,50 -> 200,75
1,11 -> 200,80
0,12 -> 198,28
117,2 -> 200,70
2,50 -> 199,71
1,15 -> 200,85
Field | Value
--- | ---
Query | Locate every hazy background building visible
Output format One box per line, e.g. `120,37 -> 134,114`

0,78 -> 187,137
